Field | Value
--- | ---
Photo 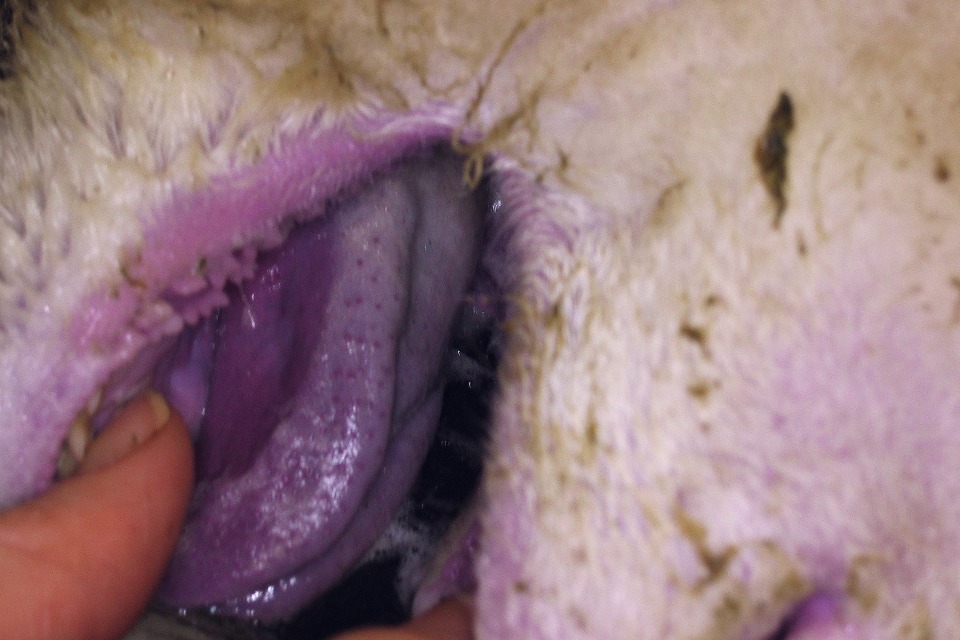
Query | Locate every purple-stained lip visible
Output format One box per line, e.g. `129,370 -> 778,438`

71,110 -> 465,359
48,110 -> 509,620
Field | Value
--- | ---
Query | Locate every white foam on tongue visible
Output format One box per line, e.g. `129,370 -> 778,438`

157,149 -> 485,620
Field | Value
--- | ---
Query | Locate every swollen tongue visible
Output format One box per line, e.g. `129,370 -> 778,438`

153,150 -> 484,619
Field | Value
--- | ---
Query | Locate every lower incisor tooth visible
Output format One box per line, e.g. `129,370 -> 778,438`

86,388 -> 103,416
55,413 -> 93,479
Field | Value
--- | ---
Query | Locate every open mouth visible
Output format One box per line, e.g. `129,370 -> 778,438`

55,132 -> 510,635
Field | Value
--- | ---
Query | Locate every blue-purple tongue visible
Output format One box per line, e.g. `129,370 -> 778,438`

154,151 -> 484,617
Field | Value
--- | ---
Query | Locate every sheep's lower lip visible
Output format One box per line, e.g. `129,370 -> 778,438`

82,143 -> 496,622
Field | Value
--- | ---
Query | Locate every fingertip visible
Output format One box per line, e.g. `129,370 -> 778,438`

0,392 -> 194,640
405,597 -> 474,640
79,390 -> 179,475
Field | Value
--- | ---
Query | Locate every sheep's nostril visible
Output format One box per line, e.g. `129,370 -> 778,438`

769,617 -> 792,640
773,594 -> 858,640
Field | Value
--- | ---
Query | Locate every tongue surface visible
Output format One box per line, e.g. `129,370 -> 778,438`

156,150 -> 484,616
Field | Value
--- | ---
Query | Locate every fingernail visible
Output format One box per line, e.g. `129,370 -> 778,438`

146,390 -> 171,427
79,391 -> 172,474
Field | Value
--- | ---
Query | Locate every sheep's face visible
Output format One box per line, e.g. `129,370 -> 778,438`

2,1 -> 960,638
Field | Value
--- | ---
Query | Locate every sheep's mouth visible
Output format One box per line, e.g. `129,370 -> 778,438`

66,143 -> 502,635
